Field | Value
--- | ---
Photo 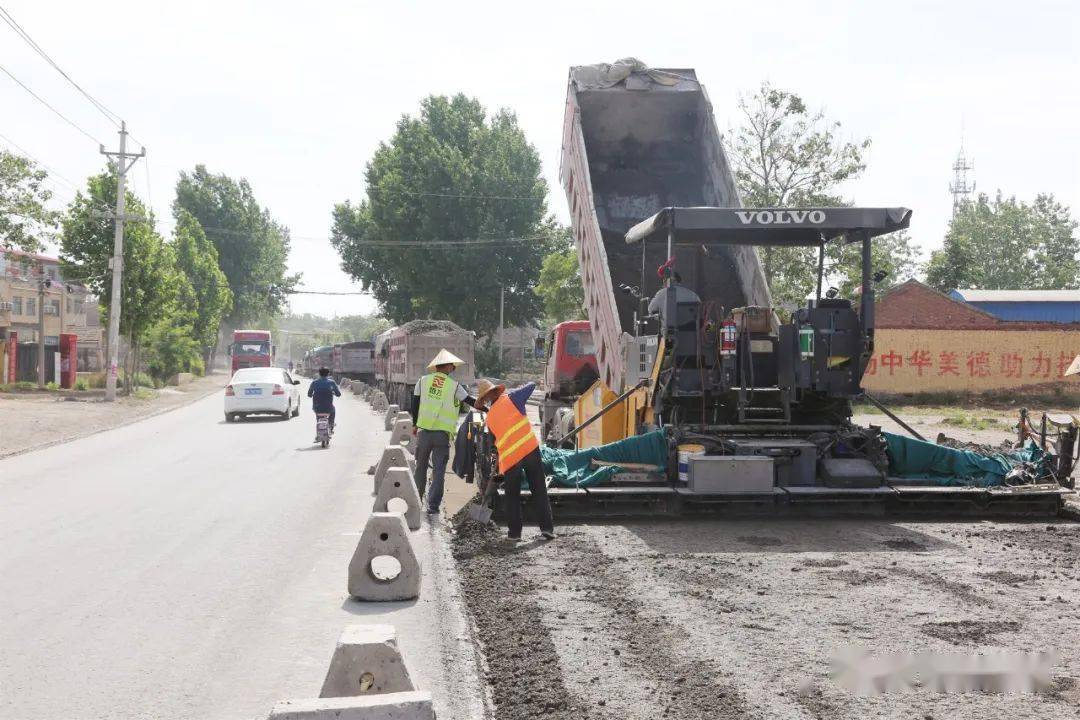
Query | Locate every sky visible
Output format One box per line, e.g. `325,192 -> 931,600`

2,0 -> 1077,318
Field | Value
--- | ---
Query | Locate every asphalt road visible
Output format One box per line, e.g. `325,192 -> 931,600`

0,382 -> 470,720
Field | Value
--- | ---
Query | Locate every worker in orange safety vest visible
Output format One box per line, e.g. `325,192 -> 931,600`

474,378 -> 555,541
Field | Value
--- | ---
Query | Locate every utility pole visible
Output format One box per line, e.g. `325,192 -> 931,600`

498,286 -> 505,369
100,121 -> 144,401
36,267 -> 45,388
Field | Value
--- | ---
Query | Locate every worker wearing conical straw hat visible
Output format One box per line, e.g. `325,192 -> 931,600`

412,348 -> 479,515
474,377 -> 555,541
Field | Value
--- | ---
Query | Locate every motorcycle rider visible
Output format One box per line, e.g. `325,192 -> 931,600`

307,367 -> 341,439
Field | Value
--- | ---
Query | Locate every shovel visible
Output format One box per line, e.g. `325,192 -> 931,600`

467,472 -> 499,523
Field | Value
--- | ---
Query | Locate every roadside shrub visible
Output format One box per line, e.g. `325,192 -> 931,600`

189,356 -> 205,377
45,381 -> 59,391
74,378 -> 90,391
475,343 -> 512,378
144,321 -> 201,384
11,381 -> 36,391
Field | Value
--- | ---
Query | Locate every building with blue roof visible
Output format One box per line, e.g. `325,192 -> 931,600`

949,289 -> 1080,324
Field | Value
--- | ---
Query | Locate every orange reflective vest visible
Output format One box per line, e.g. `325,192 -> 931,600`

487,393 -> 539,474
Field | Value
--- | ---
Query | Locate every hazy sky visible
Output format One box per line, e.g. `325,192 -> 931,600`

2,0 -> 1077,318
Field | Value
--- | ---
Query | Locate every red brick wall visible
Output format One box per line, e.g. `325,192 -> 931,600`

876,280 -> 999,329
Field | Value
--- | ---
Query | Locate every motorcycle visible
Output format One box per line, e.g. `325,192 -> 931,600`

315,412 -> 332,448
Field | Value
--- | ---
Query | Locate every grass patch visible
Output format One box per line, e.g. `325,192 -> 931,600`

0,381 -> 38,392
73,378 -> 90,391
132,388 -> 155,400
941,414 -> 1001,431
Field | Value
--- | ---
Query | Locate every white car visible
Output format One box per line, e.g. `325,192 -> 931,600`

224,367 -> 302,422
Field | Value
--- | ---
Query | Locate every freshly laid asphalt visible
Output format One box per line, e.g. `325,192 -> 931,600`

0,382 -> 485,720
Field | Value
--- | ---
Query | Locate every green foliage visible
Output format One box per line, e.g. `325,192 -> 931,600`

475,342 -> 511,378
727,83 -> 875,306
144,319 -> 202,382
60,169 -> 185,346
926,192 -> 1079,291
277,312 -> 391,349
535,239 -> 585,324
827,229 -> 921,298
189,355 -> 205,377
171,208 -> 232,359
45,381 -> 59,391
331,94 -> 558,338
0,150 -> 59,251
0,381 -> 37,391
73,377 -> 90,391
121,371 -> 155,390
173,165 -> 298,325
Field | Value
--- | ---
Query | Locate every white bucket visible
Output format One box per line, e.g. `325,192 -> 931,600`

677,444 -> 705,484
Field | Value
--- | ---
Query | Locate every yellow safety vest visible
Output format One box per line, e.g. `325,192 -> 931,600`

417,372 -> 460,433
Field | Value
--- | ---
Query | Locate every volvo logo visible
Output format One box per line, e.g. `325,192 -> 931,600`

735,210 -> 826,225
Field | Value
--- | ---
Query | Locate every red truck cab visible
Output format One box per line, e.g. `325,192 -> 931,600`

230,330 -> 274,373
543,320 -> 599,399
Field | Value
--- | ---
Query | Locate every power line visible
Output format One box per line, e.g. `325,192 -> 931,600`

0,61 -> 103,145
288,289 -> 371,296
392,189 -> 546,201
0,4 -> 123,128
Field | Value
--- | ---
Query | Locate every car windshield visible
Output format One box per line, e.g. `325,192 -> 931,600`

231,369 -> 280,384
235,341 -> 270,356
564,330 -> 595,357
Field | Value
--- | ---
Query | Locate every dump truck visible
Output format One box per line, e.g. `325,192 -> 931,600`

537,320 -> 599,446
374,320 -> 477,407
500,60 -> 1074,519
336,340 -> 375,383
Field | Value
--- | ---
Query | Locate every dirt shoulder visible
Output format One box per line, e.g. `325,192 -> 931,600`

0,373 -> 226,458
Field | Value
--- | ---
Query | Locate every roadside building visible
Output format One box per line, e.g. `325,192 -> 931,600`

950,289 -> 1080,324
0,249 -> 100,384
863,280 -> 1080,395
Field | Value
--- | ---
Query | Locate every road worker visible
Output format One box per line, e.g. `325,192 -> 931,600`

474,378 -> 555,541
411,349 -> 478,515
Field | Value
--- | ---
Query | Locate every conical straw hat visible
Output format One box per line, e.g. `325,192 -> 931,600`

427,348 -> 465,369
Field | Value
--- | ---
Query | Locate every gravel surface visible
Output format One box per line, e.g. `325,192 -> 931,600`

452,514 -> 1080,719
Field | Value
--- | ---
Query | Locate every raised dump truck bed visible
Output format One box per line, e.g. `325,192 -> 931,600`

561,62 -> 770,392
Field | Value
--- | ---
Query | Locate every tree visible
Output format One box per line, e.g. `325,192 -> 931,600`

827,229 -> 921,298
1,149 -> 60,251
173,165 -> 298,326
60,168 -> 185,390
728,83 -> 876,305
172,209 -> 232,362
330,94 -> 558,341
926,192 -> 1079,291
535,244 -> 585,324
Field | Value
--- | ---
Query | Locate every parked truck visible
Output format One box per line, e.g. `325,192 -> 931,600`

337,340 -> 375,383
537,320 -> 599,446
374,320 -> 476,407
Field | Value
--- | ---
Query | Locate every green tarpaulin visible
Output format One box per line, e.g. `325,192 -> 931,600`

540,430 -> 668,488
883,431 -> 1049,487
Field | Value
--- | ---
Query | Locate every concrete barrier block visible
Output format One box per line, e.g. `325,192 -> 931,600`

384,404 -> 400,431
373,467 -> 422,530
268,692 -> 434,720
371,391 -> 389,413
320,624 -> 415,698
374,445 -> 415,495
348,513 -> 421,601
389,418 -> 414,449
352,383 -> 363,396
